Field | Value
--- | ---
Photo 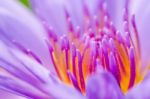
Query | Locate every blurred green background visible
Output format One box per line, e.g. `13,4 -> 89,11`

20,0 -> 30,7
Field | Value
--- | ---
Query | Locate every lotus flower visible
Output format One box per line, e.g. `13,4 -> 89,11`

0,0 -> 150,99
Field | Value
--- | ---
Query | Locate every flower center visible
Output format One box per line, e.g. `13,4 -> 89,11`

43,2 -> 144,93
45,5 -> 144,94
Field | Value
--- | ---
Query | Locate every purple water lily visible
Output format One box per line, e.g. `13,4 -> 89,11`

0,0 -> 150,99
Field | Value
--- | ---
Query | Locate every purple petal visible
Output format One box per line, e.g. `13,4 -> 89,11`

0,0 -> 54,70
84,0 -> 125,30
0,41 -> 85,99
105,0 -> 125,30
0,40 -> 63,94
125,72 -> 150,99
64,0 -> 84,31
83,0 -> 102,15
30,0 -> 68,36
0,73 -> 49,99
129,0 -> 150,66
0,41 -> 38,84
9,45 -> 55,84
0,90 -> 26,99
47,83 -> 85,99
0,41 -> 57,95
86,70 -> 124,99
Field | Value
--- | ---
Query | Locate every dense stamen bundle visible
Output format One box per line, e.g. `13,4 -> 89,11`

41,2 -> 144,94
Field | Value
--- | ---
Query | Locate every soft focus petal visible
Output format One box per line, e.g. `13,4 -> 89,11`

129,0 -> 150,66
30,0 -> 86,35
105,0 -> 125,30
30,0 -> 68,36
85,0 -> 125,30
30,0 -> 126,36
12,50 -> 85,99
0,40 -> 85,99
0,90 -> 26,99
0,0 -> 54,70
83,0 -> 102,15
0,40 -> 61,92
0,73 -> 49,99
125,73 -> 150,99
0,40 -> 54,92
64,0 -> 84,31
47,83 -> 86,99
0,41 -> 50,99
86,70 -> 124,99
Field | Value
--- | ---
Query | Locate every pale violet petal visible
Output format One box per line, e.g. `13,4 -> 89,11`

30,0 -> 68,36
86,70 -> 124,99
9,46 -> 85,99
9,45 -> 55,84
125,73 -> 150,99
0,73 -> 49,99
105,0 -> 125,30
0,0 -> 54,70
129,0 -> 150,66
0,40 -> 85,99
64,0 -> 84,30
45,83 -> 86,99
0,40 -> 56,93
0,40 -> 58,87
84,0 -> 125,31
0,90 -> 26,99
